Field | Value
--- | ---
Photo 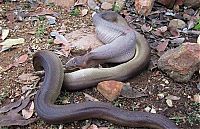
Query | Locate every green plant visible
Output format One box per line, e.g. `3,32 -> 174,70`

38,16 -> 46,21
47,39 -> 54,44
173,116 -> 182,125
35,16 -> 46,37
36,24 -> 45,37
187,102 -> 200,125
70,8 -> 80,16
113,3 -> 121,12
194,19 -> 200,30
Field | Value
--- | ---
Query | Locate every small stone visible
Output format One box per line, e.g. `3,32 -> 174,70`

101,2 -> 113,10
97,80 -> 124,101
158,43 -> 200,82
169,19 -> 186,29
157,93 -> 165,99
160,84 -> 165,87
166,99 -> 173,107
150,107 -> 157,114
144,106 -> 151,112
193,94 -> 200,103
162,78 -> 169,84
197,35 -> 200,45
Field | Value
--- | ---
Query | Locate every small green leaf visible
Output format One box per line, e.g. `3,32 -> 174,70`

70,8 -> 80,16
194,19 -> 200,30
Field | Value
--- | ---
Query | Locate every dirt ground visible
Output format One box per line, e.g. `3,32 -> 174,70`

0,1 -> 199,129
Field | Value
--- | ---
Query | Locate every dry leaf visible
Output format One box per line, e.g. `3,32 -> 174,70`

153,29 -> 163,37
165,95 -> 180,100
18,73 -> 39,81
22,101 -> 34,119
0,99 -> 22,114
0,38 -> 25,52
170,38 -> 185,44
168,27 -> 180,37
156,39 -> 169,52
61,44 -> 71,57
22,86 -> 32,94
13,54 -> 28,66
135,0 -> 155,16
8,97 -> 30,114
121,84 -> 147,98
28,8 -> 57,17
159,26 -> 168,33
187,19 -> 195,30
0,98 -> 35,127
75,0 -> 87,6
1,29 -> 9,40
6,11 -> 15,27
51,32 -> 68,45
48,0 -> 75,9
0,113 -> 37,126
87,124 -> 98,129
141,24 -> 152,32
83,93 -> 99,102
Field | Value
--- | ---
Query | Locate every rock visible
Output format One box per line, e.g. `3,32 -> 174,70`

158,43 -> 200,82
135,0 -> 154,16
65,27 -> 103,50
184,0 -> 200,9
97,80 -> 124,101
169,19 -> 186,29
101,2 -> 113,10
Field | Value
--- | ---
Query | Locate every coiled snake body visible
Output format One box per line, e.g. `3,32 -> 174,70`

33,12 -> 178,129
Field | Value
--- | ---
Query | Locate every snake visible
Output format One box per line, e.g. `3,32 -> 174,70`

33,11 -> 178,129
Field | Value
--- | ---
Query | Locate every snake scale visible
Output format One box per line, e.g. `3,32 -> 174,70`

33,11 -> 178,129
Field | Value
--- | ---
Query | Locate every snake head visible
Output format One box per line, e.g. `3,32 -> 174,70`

65,56 -> 86,68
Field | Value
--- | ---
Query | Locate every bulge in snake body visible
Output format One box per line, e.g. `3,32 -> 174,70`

65,11 -> 136,67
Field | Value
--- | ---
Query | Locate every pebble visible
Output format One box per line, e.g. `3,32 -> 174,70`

169,19 -> 186,29
101,2 -> 113,10
97,80 -> 124,101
